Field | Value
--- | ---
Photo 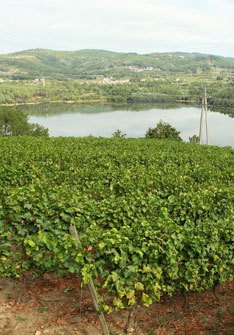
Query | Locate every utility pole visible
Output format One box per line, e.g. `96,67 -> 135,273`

199,96 -> 204,144
199,86 -> 209,145
42,76 -> 46,87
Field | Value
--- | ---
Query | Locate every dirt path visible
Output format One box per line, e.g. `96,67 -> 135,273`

0,275 -> 233,335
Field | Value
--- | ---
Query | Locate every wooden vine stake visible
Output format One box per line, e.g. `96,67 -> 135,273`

69,225 -> 110,335
124,305 -> 136,334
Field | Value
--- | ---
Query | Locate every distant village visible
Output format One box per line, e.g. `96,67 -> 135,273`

0,64 -> 161,85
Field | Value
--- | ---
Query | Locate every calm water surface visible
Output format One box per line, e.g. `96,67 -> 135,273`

26,103 -> 234,147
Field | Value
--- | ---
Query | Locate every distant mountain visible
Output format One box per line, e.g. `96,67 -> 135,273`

0,48 -> 233,80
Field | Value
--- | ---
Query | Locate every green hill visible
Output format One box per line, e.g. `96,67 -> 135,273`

0,48 -> 233,80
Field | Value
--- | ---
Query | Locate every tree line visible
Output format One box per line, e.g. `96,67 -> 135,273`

0,108 -> 48,136
0,78 -> 233,107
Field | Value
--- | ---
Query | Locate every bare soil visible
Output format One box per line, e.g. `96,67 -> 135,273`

0,274 -> 233,335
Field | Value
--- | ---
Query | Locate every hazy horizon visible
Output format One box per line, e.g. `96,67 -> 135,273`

1,47 -> 233,59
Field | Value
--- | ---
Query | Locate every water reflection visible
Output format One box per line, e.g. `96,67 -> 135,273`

18,102 -> 189,115
21,103 -> 234,147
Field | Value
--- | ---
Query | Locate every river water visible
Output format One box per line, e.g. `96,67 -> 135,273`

25,103 -> 234,146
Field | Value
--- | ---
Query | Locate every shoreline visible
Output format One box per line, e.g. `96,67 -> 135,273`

0,99 -> 233,109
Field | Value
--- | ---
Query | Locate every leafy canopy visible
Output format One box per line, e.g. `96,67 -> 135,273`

0,137 -> 233,311
0,108 -> 48,137
145,120 -> 182,141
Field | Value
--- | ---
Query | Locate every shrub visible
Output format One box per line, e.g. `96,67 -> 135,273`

145,120 -> 182,141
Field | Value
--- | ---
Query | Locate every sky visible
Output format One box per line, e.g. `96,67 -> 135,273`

0,0 -> 234,56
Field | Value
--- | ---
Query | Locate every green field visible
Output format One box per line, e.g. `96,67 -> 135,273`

0,137 -> 233,311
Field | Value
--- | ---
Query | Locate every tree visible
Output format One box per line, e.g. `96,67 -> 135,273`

0,108 -> 48,137
189,134 -> 199,144
145,120 -> 182,141
112,129 -> 126,138
29,123 -> 49,137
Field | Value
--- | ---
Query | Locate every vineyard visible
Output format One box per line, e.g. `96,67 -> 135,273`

0,137 -> 233,315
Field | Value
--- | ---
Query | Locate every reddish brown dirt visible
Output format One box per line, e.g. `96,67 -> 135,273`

0,274 -> 233,335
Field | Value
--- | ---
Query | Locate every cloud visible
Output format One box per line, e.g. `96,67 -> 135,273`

0,0 -> 233,56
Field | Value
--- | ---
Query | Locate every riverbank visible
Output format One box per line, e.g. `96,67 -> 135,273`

0,78 -> 233,108
0,99 -> 106,107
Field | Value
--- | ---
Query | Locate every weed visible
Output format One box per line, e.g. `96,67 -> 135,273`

228,308 -> 234,316
16,316 -> 27,322
37,306 -> 47,313
216,309 -> 224,318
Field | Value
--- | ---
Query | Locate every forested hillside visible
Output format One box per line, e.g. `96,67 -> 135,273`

0,49 -> 234,80
0,49 -> 233,108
